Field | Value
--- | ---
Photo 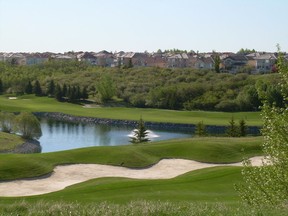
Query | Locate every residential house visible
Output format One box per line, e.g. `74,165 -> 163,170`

248,53 -> 277,73
167,53 -> 188,68
77,52 -> 97,65
2,53 -> 27,65
25,53 -> 49,65
188,56 -> 214,69
221,54 -> 249,73
94,50 -> 114,67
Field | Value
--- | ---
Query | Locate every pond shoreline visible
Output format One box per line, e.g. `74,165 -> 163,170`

34,112 -> 261,135
0,139 -> 41,154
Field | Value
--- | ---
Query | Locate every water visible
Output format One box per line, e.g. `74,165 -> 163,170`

39,119 -> 192,153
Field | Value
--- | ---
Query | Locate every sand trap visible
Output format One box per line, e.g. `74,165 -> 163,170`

0,156 -> 264,197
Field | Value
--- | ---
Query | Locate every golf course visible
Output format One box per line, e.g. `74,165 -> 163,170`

0,95 -> 285,215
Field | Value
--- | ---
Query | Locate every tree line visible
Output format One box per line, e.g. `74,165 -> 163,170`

0,61 -> 283,111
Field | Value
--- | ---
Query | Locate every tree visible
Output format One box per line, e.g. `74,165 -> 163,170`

15,112 -> 42,140
62,83 -> 68,98
130,117 -> 150,144
0,79 -> 3,94
55,84 -> 63,101
226,117 -> 239,137
0,112 -> 15,133
214,54 -> 221,73
236,49 -> 288,207
81,87 -> 89,100
97,75 -> 115,102
25,81 -> 33,94
46,80 -> 55,97
128,58 -> 133,68
195,121 -> 207,136
33,80 -> 42,96
238,119 -> 247,137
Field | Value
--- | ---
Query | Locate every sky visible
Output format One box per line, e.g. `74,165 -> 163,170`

0,0 -> 287,53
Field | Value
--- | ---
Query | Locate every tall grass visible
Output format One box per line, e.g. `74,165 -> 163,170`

0,200 -> 286,216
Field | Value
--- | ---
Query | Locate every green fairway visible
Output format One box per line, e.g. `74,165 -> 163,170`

0,95 -> 261,126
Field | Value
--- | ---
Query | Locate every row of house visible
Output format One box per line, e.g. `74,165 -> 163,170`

0,50 -> 286,73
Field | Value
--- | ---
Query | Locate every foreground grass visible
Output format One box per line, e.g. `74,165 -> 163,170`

0,137 -> 262,181
0,95 -> 262,126
0,132 -> 24,151
1,200 -> 286,216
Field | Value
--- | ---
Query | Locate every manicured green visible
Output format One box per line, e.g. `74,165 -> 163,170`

0,136 -> 262,181
0,132 -> 24,151
0,95 -> 262,126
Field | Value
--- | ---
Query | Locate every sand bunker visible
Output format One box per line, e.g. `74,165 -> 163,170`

0,156 -> 264,197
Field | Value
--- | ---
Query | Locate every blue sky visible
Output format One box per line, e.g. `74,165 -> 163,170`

0,0 -> 287,53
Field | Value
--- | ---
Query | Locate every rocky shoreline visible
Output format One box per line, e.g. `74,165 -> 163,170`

34,112 -> 261,135
0,139 -> 41,154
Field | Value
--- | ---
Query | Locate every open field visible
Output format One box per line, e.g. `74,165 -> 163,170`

0,95 -> 262,126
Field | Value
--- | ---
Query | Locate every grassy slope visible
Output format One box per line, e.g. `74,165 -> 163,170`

1,167 -> 243,205
0,137 -> 263,206
0,137 -> 262,181
0,95 -> 262,126
0,132 -> 24,151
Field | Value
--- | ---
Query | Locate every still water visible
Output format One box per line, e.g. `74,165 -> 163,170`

39,119 -> 192,153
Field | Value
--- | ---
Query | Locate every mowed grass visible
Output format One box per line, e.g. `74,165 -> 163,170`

0,136 -> 262,181
0,136 -> 265,213
0,132 -> 24,151
0,95 -> 262,126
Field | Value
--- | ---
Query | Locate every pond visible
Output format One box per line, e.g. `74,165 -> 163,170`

39,119 -> 192,153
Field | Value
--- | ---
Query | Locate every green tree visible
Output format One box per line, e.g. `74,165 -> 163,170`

238,119 -> 247,137
33,80 -> 42,96
236,49 -> 288,207
0,79 -> 3,94
195,121 -> 207,137
46,80 -> 55,97
97,75 -> 115,102
214,54 -> 221,73
226,117 -> 239,137
130,117 -> 150,144
81,87 -> 89,100
62,83 -> 68,98
25,81 -> 33,94
55,84 -> 63,101
0,112 -> 15,133
15,112 -> 42,140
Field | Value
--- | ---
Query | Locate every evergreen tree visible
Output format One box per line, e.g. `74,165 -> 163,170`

226,117 -> 239,137
0,79 -> 3,94
130,117 -> 150,144
195,121 -> 207,136
46,80 -> 55,97
33,80 -> 42,96
25,81 -> 33,94
62,83 -> 68,98
214,54 -> 221,73
81,87 -> 89,100
128,58 -> 133,68
55,84 -> 63,101
239,119 -> 247,137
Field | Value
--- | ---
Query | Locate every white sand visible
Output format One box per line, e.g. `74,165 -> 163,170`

0,156 -> 264,197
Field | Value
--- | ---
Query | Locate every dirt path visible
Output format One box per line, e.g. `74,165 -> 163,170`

0,156 -> 264,197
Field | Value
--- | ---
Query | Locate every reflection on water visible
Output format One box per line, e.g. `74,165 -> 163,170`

39,119 -> 191,153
